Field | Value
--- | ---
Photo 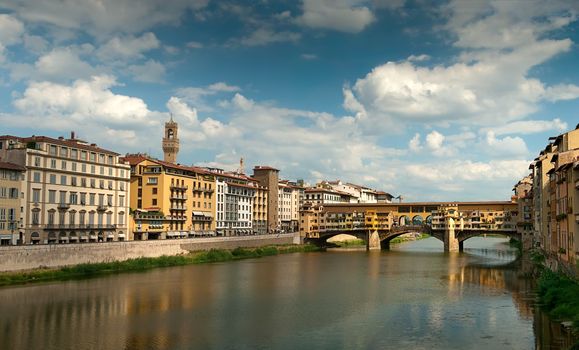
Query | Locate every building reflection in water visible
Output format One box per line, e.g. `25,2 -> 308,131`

447,247 -> 578,350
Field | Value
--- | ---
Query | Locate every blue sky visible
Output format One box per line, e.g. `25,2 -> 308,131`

1,0 -> 578,201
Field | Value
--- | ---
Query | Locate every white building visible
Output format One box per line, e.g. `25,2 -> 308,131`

318,180 -> 378,203
0,134 -> 131,244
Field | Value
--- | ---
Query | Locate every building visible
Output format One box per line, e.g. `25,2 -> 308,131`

208,168 -> 259,236
525,124 -> 579,275
253,184 -> 268,235
513,175 -> 534,250
0,161 -> 26,245
253,166 -> 279,233
162,116 -> 179,164
303,187 -> 353,205
375,191 -> 395,203
0,133 -> 131,244
317,180 -> 379,203
278,180 -> 303,232
123,155 -> 216,239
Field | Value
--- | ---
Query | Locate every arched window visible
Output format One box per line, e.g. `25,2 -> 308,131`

167,129 -> 174,139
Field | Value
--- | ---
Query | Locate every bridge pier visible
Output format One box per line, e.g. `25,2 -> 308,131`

367,230 -> 381,250
459,241 -> 464,252
444,221 -> 459,252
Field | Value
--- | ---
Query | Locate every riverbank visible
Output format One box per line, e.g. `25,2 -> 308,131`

532,250 -> 579,336
0,244 -> 320,287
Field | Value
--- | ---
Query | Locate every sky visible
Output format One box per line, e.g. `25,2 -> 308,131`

0,0 -> 578,201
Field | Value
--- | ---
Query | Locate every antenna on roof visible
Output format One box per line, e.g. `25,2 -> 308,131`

169,113 -> 174,122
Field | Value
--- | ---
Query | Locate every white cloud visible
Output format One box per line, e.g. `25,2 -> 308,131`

425,130 -> 444,150
3,0 -> 209,37
128,60 -> 166,83
175,82 -> 241,112
484,131 -> 529,157
296,0 -> 375,33
236,28 -> 301,47
186,41 -> 203,49
408,133 -> 421,152
0,14 -> 24,46
407,54 -> 430,62
35,47 -> 98,81
97,32 -> 160,61
482,118 -> 568,136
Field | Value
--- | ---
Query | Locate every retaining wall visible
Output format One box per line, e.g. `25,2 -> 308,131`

0,233 -> 300,272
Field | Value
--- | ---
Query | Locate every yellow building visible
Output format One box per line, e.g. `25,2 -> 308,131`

0,161 -> 25,245
123,155 -> 216,240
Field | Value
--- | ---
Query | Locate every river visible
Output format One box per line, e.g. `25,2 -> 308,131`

0,237 -> 576,349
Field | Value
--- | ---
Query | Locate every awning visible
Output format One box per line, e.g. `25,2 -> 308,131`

192,211 -> 204,216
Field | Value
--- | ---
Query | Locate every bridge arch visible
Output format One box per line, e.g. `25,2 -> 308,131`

412,215 -> 423,225
425,215 -> 432,225
399,215 -> 410,226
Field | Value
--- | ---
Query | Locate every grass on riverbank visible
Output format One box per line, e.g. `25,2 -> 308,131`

333,239 -> 366,247
390,233 -> 430,244
538,269 -> 579,328
0,244 -> 320,287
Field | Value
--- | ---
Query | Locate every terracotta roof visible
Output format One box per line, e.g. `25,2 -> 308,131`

20,135 -> 120,155
0,161 -> 26,171
253,165 -> 279,171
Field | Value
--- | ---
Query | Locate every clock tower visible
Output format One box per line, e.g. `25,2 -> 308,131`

162,115 -> 179,163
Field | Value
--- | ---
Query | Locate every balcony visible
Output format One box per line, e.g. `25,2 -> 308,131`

170,206 -> 187,211
57,203 -> 70,210
167,216 -> 186,221
170,184 -> 188,191
97,205 -> 107,211
170,194 -> 187,200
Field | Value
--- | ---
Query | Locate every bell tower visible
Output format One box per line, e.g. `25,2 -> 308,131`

162,114 -> 179,163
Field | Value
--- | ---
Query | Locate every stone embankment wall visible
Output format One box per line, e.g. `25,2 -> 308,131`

0,233 -> 300,272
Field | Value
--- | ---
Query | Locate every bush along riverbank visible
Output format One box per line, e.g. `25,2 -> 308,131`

0,244 -> 320,287
532,250 -> 579,332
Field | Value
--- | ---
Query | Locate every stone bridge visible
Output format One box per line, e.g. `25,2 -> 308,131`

305,224 -> 520,252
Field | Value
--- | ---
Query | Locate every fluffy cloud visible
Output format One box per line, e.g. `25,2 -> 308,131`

34,47 -> 98,81
0,14 -> 24,46
482,118 -> 568,136
2,0 -> 209,37
97,32 -> 160,61
175,82 -> 241,112
128,60 -> 166,83
344,1 -> 579,131
296,0 -> 375,33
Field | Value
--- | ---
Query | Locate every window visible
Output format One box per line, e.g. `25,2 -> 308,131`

108,167 -> 113,176
90,153 -> 96,162
79,212 -> 85,225
71,177 -> 77,186
50,159 -> 56,169
59,191 -> 66,204
80,151 -> 87,161
49,145 -> 57,155
32,211 -> 39,225
81,178 -> 86,187
118,212 -> 125,226
48,211 -> 55,225
147,177 -> 158,185
89,193 -> 95,205
49,174 -> 56,184
106,212 -> 112,225
61,161 -> 67,170
107,194 -> 113,206
80,193 -> 86,205
34,156 -> 41,167
60,147 -> 68,157
100,166 -> 104,175
99,180 -> 104,189
119,195 -> 125,207
70,192 -> 78,205
48,190 -> 56,203
90,179 -> 95,188
152,188 -> 157,195
60,175 -> 67,185
33,172 -> 41,183
72,162 -> 77,171
89,212 -> 95,225
120,182 -> 125,191
32,189 -> 40,203
70,149 -> 78,159
69,212 -> 75,225
82,163 -> 86,173
91,165 -> 95,174
108,155 -> 113,165
152,198 -> 157,206
108,180 -> 113,189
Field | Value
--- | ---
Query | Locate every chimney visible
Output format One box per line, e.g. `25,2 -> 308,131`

70,131 -> 75,140
58,136 -> 64,140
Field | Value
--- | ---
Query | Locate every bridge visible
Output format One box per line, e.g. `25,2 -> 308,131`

300,201 -> 522,252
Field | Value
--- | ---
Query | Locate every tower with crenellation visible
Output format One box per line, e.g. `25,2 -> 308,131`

162,115 -> 179,163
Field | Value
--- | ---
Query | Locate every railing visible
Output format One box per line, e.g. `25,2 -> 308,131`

97,205 -> 107,211
170,184 -> 188,190
170,206 -> 187,211
170,194 -> 187,200
57,203 -> 70,210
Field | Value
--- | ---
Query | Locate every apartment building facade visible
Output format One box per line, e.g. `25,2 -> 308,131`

124,155 -> 216,239
0,134 -> 131,244
0,162 -> 26,245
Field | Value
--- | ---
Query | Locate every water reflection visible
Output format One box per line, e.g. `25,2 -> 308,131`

0,238 -> 576,349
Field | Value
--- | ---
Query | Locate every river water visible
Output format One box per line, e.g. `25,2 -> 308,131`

0,237 -> 577,350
